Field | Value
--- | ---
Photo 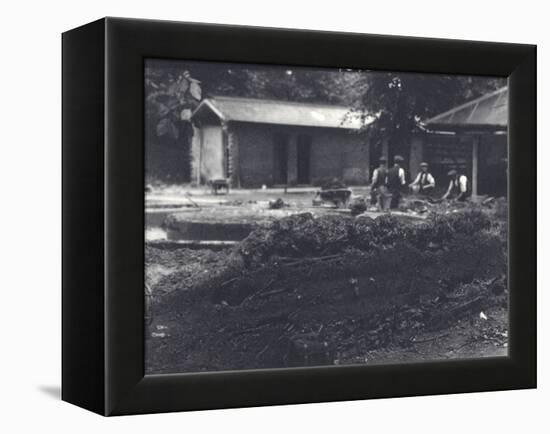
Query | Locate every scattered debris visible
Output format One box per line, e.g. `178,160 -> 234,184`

482,196 -> 496,206
268,198 -> 288,209
225,199 -> 244,206
349,197 -> 367,216
311,179 -> 352,207
314,189 -> 352,208
319,178 -> 347,190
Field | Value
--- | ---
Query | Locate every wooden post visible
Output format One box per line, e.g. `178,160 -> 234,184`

221,124 -> 228,180
381,138 -> 389,162
197,127 -> 203,185
287,135 -> 298,186
409,135 -> 424,181
365,141 -> 370,184
472,136 -> 479,196
230,129 -> 241,189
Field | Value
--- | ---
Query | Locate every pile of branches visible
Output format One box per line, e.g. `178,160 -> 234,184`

161,209 -> 502,310
236,209 -> 493,269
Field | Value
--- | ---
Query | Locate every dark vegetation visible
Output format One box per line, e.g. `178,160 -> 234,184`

359,73 -> 505,155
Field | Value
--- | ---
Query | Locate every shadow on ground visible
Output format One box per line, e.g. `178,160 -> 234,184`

38,385 -> 61,400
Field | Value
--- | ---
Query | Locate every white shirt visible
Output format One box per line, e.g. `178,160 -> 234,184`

397,167 -> 406,185
449,175 -> 468,193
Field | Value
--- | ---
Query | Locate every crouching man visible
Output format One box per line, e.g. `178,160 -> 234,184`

409,162 -> 435,198
442,169 -> 470,201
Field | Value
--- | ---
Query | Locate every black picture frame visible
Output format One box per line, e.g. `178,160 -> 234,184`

62,17 -> 536,416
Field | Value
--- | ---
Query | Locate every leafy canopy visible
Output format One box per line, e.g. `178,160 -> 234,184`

356,72 -> 506,149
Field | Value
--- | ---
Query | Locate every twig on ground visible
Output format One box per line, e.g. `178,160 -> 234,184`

259,286 -> 293,299
220,276 -> 239,288
281,254 -> 343,267
411,332 -> 450,344
256,344 -> 270,359
453,338 -> 476,352
241,278 -> 276,305
184,192 -> 201,209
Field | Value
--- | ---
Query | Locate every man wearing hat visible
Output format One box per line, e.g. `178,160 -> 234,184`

387,155 -> 407,209
370,156 -> 388,210
442,169 -> 470,201
409,162 -> 435,197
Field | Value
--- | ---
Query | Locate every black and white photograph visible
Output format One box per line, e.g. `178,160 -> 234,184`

144,59 -> 509,374
0,0 -> 543,426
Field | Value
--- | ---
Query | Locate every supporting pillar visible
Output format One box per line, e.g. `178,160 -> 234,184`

381,138 -> 389,162
227,126 -> 240,188
197,126 -> 203,185
409,135 -> 424,181
287,135 -> 298,186
472,136 -> 479,196
221,123 -> 228,180
364,141 -> 370,184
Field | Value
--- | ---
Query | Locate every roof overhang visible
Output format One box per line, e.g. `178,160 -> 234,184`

190,96 -> 365,130
420,86 -> 508,135
191,99 -> 226,123
418,122 -> 507,136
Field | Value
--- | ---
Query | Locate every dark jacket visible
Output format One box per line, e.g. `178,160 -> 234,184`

387,166 -> 402,190
418,172 -> 434,191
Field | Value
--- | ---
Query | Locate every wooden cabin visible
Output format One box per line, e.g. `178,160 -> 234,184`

190,96 -> 368,188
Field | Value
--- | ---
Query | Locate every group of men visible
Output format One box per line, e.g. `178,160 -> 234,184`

369,155 -> 469,210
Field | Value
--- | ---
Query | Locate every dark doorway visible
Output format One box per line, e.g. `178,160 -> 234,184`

478,136 -> 508,197
273,133 -> 289,185
389,141 -> 410,182
297,135 -> 312,184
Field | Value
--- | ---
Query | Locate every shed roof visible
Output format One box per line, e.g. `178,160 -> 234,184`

191,96 -> 363,130
422,86 -> 508,132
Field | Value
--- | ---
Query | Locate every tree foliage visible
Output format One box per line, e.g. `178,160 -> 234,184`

146,59 -> 505,148
356,72 -> 506,150
210,66 -> 365,105
145,65 -> 203,142
145,59 -> 365,143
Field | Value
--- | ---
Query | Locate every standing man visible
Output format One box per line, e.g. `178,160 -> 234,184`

370,157 -> 388,210
409,162 -> 436,197
387,155 -> 406,209
442,169 -> 470,201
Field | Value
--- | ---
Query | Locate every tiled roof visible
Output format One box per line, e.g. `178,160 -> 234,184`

191,96 -> 363,129
423,87 -> 507,130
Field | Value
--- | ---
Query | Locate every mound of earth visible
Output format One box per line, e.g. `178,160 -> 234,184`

146,209 -> 507,374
